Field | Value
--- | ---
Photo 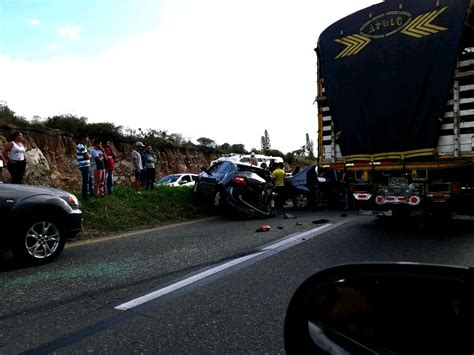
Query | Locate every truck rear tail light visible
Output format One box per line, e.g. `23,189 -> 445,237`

397,196 -> 408,202
451,183 -> 460,193
231,176 -> 247,186
428,193 -> 450,202
375,196 -> 385,205
409,196 -> 421,206
353,193 -> 372,201
385,197 -> 395,202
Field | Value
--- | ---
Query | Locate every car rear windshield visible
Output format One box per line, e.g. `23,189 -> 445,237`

237,164 -> 271,181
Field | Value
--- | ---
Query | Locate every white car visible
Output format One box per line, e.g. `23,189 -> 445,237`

210,154 -> 283,168
155,174 -> 198,187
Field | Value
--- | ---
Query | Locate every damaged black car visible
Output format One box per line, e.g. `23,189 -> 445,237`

193,161 -> 275,218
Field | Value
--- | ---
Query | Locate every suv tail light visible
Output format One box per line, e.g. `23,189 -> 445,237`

231,176 -> 247,186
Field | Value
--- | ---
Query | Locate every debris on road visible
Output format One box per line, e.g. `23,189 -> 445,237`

277,225 -> 284,229
283,212 -> 297,219
296,222 -> 303,226
312,219 -> 329,224
255,225 -> 271,232
341,213 -> 348,217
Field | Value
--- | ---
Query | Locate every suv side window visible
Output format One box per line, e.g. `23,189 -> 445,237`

207,162 -> 222,174
217,162 -> 234,175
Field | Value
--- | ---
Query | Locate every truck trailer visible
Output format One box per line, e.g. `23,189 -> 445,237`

316,0 -> 474,217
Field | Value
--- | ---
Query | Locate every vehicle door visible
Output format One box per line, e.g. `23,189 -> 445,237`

180,175 -> 192,186
208,162 -> 235,195
0,185 -> 15,227
209,161 -> 237,193
197,162 -> 223,196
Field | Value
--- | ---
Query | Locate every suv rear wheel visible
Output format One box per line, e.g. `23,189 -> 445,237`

293,193 -> 309,209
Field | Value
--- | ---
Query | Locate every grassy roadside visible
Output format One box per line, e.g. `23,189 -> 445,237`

76,185 -> 211,240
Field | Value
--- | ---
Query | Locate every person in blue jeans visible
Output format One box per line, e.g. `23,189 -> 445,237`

76,136 -> 91,200
103,141 -> 116,194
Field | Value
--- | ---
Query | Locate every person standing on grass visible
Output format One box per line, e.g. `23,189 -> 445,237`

132,141 -> 144,193
103,141 -> 116,195
76,136 -> 92,200
143,145 -> 157,190
3,131 -> 27,184
90,140 -> 106,197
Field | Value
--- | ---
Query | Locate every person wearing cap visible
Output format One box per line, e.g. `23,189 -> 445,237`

250,152 -> 258,166
132,142 -> 145,192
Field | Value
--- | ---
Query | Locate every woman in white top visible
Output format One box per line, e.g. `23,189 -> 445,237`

2,131 -> 27,184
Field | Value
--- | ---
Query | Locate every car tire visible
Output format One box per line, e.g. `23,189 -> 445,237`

11,217 -> 66,264
213,187 -> 227,211
293,193 -> 309,209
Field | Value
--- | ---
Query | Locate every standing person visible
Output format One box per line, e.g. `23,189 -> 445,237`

250,152 -> 258,166
2,131 -> 27,184
90,140 -> 106,197
0,157 -> 3,181
103,141 -> 116,195
143,145 -> 157,190
76,136 -> 92,200
132,142 -> 144,193
272,162 -> 286,212
139,144 -> 147,188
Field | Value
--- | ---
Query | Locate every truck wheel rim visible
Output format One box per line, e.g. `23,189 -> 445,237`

25,222 -> 60,259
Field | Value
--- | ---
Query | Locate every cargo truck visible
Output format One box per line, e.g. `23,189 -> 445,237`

316,0 -> 474,218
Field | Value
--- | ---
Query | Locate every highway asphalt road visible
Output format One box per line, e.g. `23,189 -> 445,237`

1,209 -> 474,353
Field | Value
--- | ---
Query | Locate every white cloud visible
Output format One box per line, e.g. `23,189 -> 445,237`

26,19 -> 41,25
48,43 -> 59,53
1,1 -> 378,153
58,25 -> 83,40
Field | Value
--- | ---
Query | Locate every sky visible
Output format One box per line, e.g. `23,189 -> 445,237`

0,0 -> 378,153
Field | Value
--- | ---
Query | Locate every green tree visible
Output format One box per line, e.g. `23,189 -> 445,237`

197,137 -> 216,148
218,143 -> 231,154
261,129 -> 271,151
230,144 -> 246,154
45,114 -> 88,136
0,105 -> 29,126
305,133 -> 315,158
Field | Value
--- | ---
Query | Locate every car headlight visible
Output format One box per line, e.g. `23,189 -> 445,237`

66,194 -> 80,208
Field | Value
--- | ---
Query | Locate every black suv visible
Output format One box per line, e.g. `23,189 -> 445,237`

194,161 -> 275,218
0,183 -> 83,264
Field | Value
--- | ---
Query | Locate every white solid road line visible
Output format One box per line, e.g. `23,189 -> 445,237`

114,251 -> 266,310
115,221 -> 350,311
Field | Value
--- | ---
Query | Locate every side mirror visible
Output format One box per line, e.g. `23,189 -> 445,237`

317,177 -> 327,183
284,263 -> 474,354
201,166 -> 208,172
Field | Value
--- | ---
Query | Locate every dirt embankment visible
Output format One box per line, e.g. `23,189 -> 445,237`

0,124 -> 218,191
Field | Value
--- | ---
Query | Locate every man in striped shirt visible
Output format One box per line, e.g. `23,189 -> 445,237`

77,136 -> 91,200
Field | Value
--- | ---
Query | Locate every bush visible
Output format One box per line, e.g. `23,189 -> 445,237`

77,185 -> 211,238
